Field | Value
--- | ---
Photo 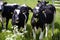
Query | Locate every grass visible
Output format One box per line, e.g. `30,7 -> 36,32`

0,0 -> 60,40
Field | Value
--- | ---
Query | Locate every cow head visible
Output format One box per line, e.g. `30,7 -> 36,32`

33,6 -> 42,18
14,9 -> 20,22
37,1 -> 49,7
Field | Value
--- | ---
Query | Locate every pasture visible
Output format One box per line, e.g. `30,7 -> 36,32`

0,0 -> 60,40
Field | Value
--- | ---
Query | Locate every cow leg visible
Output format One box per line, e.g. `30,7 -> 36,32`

32,28 -> 36,40
52,21 -> 54,37
45,24 -> 49,37
23,13 -> 27,33
0,15 -> 3,28
52,12 -> 56,37
24,23 -> 26,31
6,18 -> 9,29
2,17 -> 6,32
39,25 -> 45,40
2,17 -> 6,29
39,28 -> 44,40
23,23 -> 28,33
34,27 -> 37,32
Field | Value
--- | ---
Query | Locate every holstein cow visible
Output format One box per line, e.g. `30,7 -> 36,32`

37,0 -> 56,38
12,4 -> 33,33
31,6 -> 45,40
1,2 -> 19,31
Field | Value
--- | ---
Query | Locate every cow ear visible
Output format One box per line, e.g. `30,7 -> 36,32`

3,2 -> 7,4
3,2 -> 7,5
38,0 -> 40,3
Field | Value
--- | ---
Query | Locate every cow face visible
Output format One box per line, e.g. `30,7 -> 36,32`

14,9 -> 20,22
33,6 -> 40,17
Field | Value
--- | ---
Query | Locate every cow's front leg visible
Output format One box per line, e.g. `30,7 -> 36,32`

32,28 -> 36,40
39,25 -> 45,40
6,18 -> 9,29
39,29 -> 44,40
52,21 -> 54,37
23,23 -> 28,33
52,12 -> 55,37
45,24 -> 49,37
2,17 -> 6,32
24,23 -> 26,31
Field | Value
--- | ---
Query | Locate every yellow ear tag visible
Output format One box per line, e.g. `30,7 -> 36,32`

42,11 -> 45,13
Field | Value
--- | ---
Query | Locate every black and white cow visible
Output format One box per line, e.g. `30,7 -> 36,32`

32,1 -> 56,39
12,4 -> 33,33
31,6 -> 45,40
37,0 -> 56,39
1,2 -> 19,30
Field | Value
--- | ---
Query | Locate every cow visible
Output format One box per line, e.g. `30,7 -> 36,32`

38,1 -> 56,37
37,0 -> 56,39
31,1 -> 56,40
1,2 -> 19,31
31,6 -> 45,40
12,4 -> 33,33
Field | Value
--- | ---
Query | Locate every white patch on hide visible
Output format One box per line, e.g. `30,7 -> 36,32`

21,4 -> 27,7
35,6 -> 39,12
5,3 -> 17,6
15,9 -> 20,15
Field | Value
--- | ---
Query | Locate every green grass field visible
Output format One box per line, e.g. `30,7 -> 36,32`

0,0 -> 60,40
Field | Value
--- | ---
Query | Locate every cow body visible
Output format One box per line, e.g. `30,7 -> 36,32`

1,3 -> 19,30
12,4 -> 33,33
44,4 -> 56,23
31,1 -> 56,40
31,6 -> 45,40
